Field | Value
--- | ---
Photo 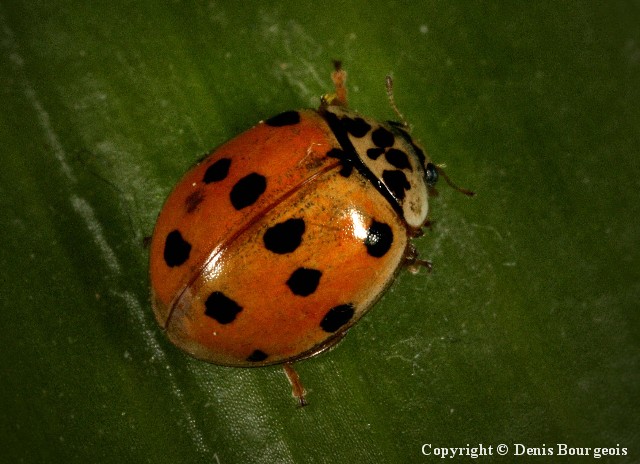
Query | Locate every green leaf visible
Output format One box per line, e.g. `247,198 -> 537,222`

1,1 -> 638,462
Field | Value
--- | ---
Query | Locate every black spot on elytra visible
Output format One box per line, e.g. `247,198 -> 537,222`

366,147 -> 385,160
382,169 -> 411,201
263,218 -> 305,254
371,127 -> 395,148
425,162 -> 439,186
204,291 -> 242,324
286,268 -> 322,296
327,148 -> 345,160
320,304 -> 355,333
365,220 -> 393,258
327,148 -> 353,177
265,111 -> 300,127
163,230 -> 192,267
185,190 -> 204,213
246,349 -> 268,362
385,149 -> 412,170
230,173 -> 266,210
342,116 -> 371,137
339,164 -> 353,177
203,158 -> 231,183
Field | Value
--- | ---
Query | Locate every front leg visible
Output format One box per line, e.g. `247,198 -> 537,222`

403,242 -> 433,275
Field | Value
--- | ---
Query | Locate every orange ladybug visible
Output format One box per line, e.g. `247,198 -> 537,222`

149,63 -> 470,405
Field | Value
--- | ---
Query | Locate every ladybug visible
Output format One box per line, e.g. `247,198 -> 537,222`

149,63 -> 471,405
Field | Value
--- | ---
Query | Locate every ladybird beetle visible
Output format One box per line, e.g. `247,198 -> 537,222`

149,63 -> 471,406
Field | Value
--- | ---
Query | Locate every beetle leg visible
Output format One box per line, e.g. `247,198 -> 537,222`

283,363 -> 308,407
404,243 -> 433,274
321,60 -> 348,108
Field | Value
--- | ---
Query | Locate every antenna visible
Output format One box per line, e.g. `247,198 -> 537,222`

436,165 -> 476,197
385,75 -> 409,128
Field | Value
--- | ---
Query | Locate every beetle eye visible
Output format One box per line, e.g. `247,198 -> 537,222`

425,162 -> 438,186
